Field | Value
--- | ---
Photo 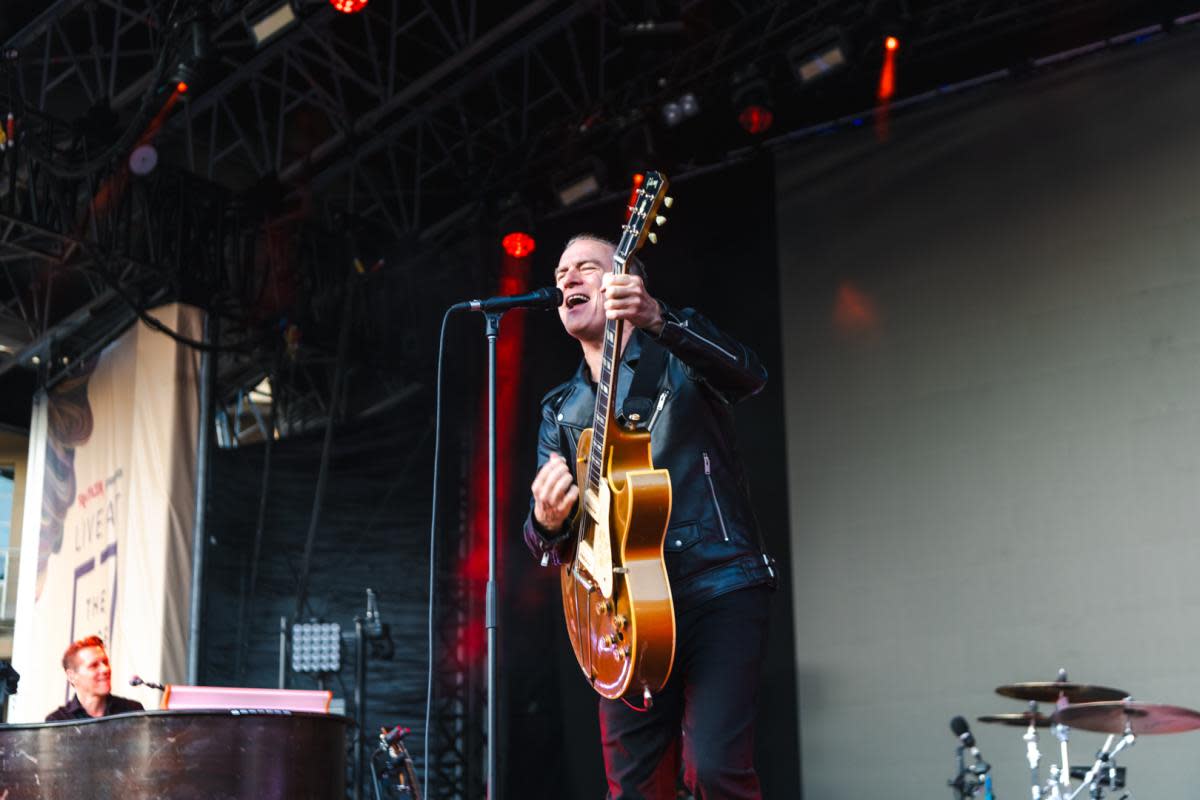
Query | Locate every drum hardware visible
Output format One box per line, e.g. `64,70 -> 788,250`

969,669 -> 1200,800
1068,765 -> 1125,789
372,725 -> 421,799
992,669 -> 1130,798
977,710 -> 1053,728
1064,730 -> 1134,800
948,716 -> 993,800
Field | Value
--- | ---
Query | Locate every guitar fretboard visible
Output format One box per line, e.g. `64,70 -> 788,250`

583,173 -> 664,496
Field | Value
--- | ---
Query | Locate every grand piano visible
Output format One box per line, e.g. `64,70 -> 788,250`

0,709 -> 351,799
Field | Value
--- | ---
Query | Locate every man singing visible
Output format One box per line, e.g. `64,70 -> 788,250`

46,636 -> 144,721
524,234 -> 776,799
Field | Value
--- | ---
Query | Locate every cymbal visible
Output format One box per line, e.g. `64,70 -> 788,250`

978,711 -> 1053,728
1051,702 -> 1200,735
995,682 -> 1128,704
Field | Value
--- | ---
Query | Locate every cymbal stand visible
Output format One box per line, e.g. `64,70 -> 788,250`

1054,689 -> 1072,791
1066,729 -> 1135,800
1024,703 -> 1042,800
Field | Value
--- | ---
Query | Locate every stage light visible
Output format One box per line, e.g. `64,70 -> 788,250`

329,0 -> 368,13
731,69 -> 773,135
167,21 -> 215,94
129,144 -> 159,175
292,622 -> 342,674
247,2 -> 298,47
877,35 -> 898,101
661,92 -> 700,128
738,105 -> 773,135
788,29 -> 850,84
553,157 -> 605,207
501,232 -> 536,258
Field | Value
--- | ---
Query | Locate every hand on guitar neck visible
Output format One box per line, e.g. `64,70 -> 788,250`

531,453 -> 579,534
600,273 -> 664,336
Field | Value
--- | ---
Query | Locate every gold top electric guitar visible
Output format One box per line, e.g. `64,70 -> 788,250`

560,172 -> 675,704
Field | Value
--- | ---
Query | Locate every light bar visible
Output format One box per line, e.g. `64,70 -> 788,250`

248,3 -> 298,47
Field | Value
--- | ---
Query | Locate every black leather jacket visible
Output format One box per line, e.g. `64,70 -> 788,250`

523,304 -> 776,610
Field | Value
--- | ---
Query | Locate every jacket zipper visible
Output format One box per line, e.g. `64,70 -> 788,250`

646,390 -> 669,432
702,451 -> 730,542
685,326 -> 739,362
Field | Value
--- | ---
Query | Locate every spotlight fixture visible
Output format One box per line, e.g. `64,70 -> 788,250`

129,144 -> 159,175
553,157 -> 606,207
291,621 -> 342,674
620,19 -> 686,38
247,2 -> 299,47
329,0 -> 368,13
167,20 -> 216,94
731,68 -> 773,135
788,29 -> 851,84
496,195 -> 536,257
501,232 -> 536,258
885,35 -> 900,51
661,92 -> 700,128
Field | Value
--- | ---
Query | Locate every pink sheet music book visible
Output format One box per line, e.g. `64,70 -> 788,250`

161,685 -> 332,713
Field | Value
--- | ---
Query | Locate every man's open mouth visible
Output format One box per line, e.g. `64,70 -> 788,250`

566,293 -> 589,308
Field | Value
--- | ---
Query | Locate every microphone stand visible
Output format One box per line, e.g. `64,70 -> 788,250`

949,743 -> 991,800
483,310 -> 502,800
447,290 -> 558,799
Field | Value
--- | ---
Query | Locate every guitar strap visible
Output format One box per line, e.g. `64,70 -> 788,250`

619,335 -> 668,430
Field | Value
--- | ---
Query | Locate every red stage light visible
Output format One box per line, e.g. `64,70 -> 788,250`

329,0 -> 368,13
885,36 -> 899,52
176,81 -> 189,94
738,104 -> 774,135
501,231 -> 536,258
625,173 -> 645,221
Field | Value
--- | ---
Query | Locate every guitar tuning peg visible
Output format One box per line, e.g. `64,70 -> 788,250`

655,215 -> 667,226
647,232 -> 658,245
663,196 -> 674,208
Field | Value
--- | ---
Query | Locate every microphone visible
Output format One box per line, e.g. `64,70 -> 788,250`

950,715 -> 976,748
450,287 -> 563,313
130,675 -> 165,691
950,716 -> 991,774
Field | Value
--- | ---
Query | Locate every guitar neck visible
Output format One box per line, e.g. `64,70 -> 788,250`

585,255 -> 628,496
582,171 -> 668,496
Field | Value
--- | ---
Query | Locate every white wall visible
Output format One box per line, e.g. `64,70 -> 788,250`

778,32 -> 1200,798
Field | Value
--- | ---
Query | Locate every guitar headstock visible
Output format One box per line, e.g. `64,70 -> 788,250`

616,172 -> 672,270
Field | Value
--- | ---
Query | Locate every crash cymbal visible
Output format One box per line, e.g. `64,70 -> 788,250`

1051,702 -> 1200,735
978,711 -> 1053,728
995,682 -> 1128,704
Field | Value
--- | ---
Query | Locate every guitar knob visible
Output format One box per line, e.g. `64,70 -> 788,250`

647,232 -> 658,245
663,196 -> 674,208
601,634 -> 614,647
612,614 -> 627,630
655,215 -> 666,226
595,600 -> 611,616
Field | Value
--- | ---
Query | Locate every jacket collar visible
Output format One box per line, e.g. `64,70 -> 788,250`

571,328 -> 644,388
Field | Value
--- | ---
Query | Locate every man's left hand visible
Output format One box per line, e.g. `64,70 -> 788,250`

601,273 -> 663,335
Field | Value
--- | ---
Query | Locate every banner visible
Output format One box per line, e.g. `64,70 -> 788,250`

8,304 -> 201,721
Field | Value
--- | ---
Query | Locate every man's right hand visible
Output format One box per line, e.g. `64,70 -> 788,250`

531,453 -> 579,533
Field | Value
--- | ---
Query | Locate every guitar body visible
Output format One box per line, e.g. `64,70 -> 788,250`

561,424 -> 676,699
